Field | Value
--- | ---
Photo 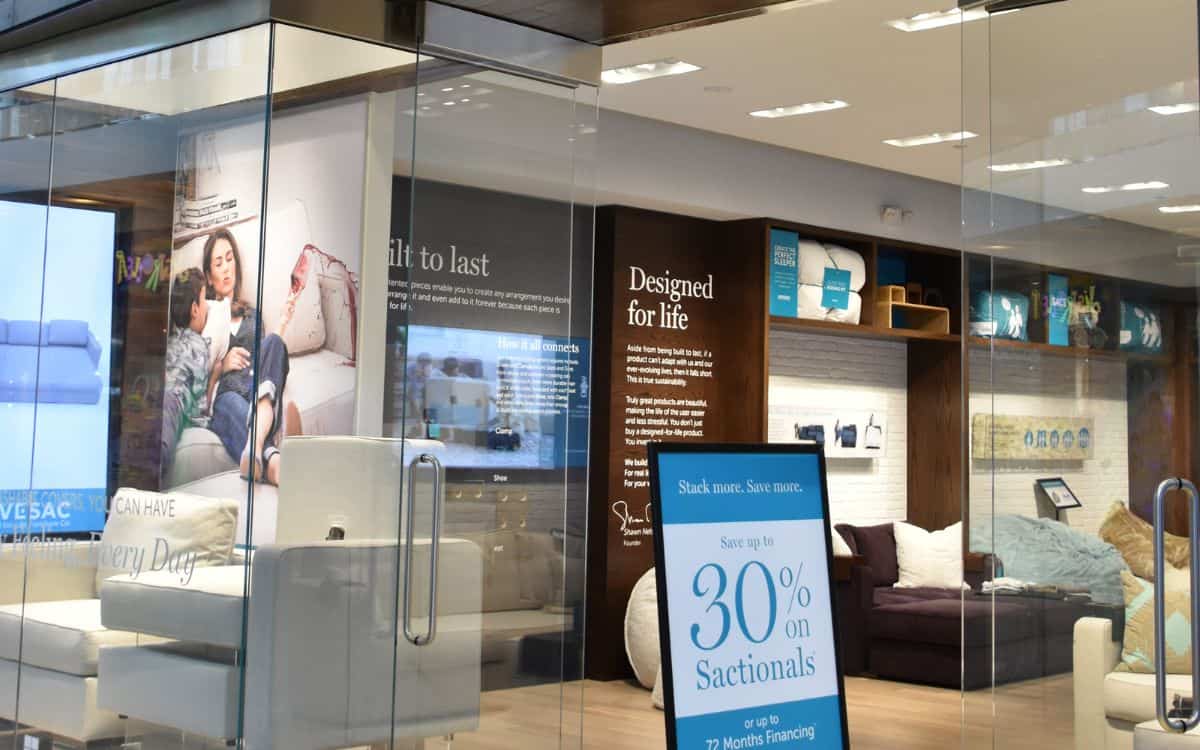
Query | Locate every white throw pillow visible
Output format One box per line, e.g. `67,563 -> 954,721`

95,488 -> 238,590
893,521 -> 963,589
652,665 -> 665,710
313,248 -> 358,360
831,526 -> 853,557
624,568 -> 660,690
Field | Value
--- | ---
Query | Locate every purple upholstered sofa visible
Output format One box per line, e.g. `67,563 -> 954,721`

0,320 -> 103,404
834,522 -> 1117,690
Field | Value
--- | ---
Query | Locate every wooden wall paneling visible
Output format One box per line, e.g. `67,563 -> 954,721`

584,206 -> 766,680
907,339 -> 964,531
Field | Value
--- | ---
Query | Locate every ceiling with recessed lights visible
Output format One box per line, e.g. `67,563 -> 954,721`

597,0 -> 1200,240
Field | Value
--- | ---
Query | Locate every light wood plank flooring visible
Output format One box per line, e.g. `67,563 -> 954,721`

448,675 -> 1076,750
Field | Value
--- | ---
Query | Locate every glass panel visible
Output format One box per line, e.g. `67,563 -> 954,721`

8,26 -> 271,748
258,23 -> 596,750
398,49 -> 597,750
0,79 -> 56,745
963,1 -> 1200,746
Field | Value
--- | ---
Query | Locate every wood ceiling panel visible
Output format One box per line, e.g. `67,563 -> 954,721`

438,0 -> 795,43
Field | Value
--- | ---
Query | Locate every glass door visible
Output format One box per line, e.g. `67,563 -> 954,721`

255,21 -> 597,750
962,0 -> 1200,746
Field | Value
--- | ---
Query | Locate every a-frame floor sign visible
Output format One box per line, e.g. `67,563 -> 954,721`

649,442 -> 850,749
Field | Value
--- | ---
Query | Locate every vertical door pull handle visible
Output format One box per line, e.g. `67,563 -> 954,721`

402,453 -> 444,646
1154,477 -> 1200,733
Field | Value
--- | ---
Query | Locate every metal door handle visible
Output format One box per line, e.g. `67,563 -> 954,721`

1154,477 -> 1200,733
402,453 -> 444,646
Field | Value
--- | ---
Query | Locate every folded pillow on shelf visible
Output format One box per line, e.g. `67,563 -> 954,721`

796,284 -> 862,324
1099,500 -> 1189,581
796,241 -> 866,292
893,520 -> 963,589
1116,568 -> 1192,674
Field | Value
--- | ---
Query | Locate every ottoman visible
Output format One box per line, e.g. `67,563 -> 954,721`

1135,720 -> 1200,748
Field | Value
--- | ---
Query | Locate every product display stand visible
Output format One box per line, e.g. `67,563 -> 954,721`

875,285 -> 951,334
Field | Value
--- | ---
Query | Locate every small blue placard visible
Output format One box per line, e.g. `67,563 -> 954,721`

1047,273 -> 1069,346
821,268 -> 851,310
769,229 -> 799,317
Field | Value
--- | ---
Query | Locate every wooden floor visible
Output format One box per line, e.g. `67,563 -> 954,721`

449,674 -> 1077,750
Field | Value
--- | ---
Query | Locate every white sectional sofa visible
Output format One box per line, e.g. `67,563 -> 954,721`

0,435 -> 483,749
1074,616 -> 1194,750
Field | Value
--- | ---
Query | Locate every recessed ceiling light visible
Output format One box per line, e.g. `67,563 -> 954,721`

461,98 -> 471,103
601,58 -> 702,85
1081,180 -> 1169,194
988,158 -> 1072,173
443,101 -> 455,106
884,131 -> 977,148
1160,204 -> 1200,214
749,100 -> 849,119
441,87 -> 455,92
1149,103 -> 1200,116
886,6 -> 1016,32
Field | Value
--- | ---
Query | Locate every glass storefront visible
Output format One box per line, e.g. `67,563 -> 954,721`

0,18 -> 595,750
963,0 -> 1200,746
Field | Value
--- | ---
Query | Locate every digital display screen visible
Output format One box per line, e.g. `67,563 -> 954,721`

0,200 -> 116,536
395,324 -> 589,470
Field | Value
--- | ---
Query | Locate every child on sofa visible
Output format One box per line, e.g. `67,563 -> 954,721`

160,267 -> 217,481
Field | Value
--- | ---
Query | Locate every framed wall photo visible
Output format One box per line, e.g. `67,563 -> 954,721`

1035,477 -> 1082,510
649,442 -> 849,750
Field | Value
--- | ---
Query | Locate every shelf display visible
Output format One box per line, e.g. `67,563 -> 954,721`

969,289 -> 1030,341
1119,301 -> 1164,353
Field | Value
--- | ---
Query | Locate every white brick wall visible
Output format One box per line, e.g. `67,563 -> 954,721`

968,349 -> 1128,536
767,330 -> 1130,537
767,328 -> 908,526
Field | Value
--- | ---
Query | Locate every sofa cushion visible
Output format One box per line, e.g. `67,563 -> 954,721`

1100,501 -> 1190,581
6,320 -> 43,346
95,488 -> 238,591
46,320 -> 89,347
895,521 -> 963,589
1118,568 -> 1193,674
0,319 -> 6,344
1105,671 -> 1194,724
834,524 -> 858,556
0,599 -> 141,676
869,598 -> 1035,646
33,346 -> 103,404
100,566 -> 246,648
848,523 -> 898,587
873,587 -> 961,607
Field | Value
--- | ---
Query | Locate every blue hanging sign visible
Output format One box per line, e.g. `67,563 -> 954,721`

769,229 -> 800,318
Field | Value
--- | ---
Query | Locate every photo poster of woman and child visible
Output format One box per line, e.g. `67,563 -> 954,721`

160,119 -> 363,499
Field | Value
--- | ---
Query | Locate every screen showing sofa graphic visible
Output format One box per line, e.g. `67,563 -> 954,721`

0,320 -> 104,404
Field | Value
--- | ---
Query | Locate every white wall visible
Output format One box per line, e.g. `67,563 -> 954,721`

968,350 -> 1129,536
596,110 -> 963,250
767,328 -> 908,527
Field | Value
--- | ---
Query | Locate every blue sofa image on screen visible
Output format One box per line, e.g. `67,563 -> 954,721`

0,320 -> 103,404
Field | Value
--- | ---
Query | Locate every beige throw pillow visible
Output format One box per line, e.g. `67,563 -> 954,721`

1117,569 -> 1193,674
95,488 -> 238,590
1100,501 -> 1189,580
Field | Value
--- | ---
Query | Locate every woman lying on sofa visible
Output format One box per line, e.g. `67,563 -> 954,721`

203,229 -> 299,486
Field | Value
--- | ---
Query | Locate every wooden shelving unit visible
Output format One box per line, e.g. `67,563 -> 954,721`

771,315 -> 960,344
967,336 -> 1173,364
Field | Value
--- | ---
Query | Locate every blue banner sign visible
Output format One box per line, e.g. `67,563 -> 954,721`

769,229 -> 800,318
650,443 -> 848,750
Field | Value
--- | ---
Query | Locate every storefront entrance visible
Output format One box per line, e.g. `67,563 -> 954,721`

0,7 -> 597,749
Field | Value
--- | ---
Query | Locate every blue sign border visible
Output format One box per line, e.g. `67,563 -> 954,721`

648,442 -> 849,750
